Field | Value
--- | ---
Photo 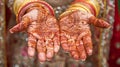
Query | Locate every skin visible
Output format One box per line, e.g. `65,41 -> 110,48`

59,10 -> 110,60
9,4 -> 110,62
9,6 -> 60,63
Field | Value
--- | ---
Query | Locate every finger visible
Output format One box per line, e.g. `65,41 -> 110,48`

89,16 -> 110,28
28,34 -> 37,57
61,35 -> 69,51
29,31 -> 42,40
83,35 -> 93,56
53,33 -> 60,53
45,38 -> 54,59
71,51 -> 79,60
68,36 -> 79,60
76,40 -> 86,61
37,40 -> 46,62
68,38 -> 76,51
9,17 -> 30,33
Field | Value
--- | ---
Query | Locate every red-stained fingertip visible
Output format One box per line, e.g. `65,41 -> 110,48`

38,52 -> 46,62
28,47 -> 35,57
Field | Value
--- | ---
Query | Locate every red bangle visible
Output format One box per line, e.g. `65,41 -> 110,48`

17,1 -> 54,23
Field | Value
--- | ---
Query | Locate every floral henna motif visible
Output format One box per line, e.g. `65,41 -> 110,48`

59,10 -> 110,60
10,6 -> 60,63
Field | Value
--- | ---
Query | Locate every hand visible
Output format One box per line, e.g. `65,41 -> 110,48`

10,6 -> 60,62
59,10 -> 110,60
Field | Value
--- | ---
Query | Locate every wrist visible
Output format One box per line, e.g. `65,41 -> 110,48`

13,0 -> 54,23
72,0 -> 100,16
60,0 -> 100,18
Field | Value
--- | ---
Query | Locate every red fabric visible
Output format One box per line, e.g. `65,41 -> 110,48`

108,0 -> 120,67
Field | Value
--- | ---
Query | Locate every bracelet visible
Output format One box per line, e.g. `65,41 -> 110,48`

60,0 -> 100,18
72,0 -> 100,16
13,0 -> 54,23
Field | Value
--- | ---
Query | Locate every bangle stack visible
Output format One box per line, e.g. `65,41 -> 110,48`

13,0 -> 54,23
60,0 -> 100,18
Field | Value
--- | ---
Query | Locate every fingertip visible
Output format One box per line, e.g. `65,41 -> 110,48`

106,25 -> 112,30
87,49 -> 92,56
9,29 -> 14,34
54,45 -> 60,53
102,21 -> 111,28
38,52 -> 46,62
46,51 -> 54,59
80,52 -> 87,61
62,43 -> 69,52
73,54 -> 79,60
28,47 -> 35,57
39,62 -> 45,64
81,58 -> 86,61
53,38 -> 60,53
71,51 -> 79,60
47,58 -> 52,61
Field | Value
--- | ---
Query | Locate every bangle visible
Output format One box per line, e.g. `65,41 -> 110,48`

60,3 -> 91,18
13,0 -> 54,23
69,3 -> 91,13
72,0 -> 100,16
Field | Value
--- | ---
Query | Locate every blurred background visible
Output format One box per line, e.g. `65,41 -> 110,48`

0,0 -> 120,67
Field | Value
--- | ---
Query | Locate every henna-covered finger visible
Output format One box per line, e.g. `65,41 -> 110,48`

37,40 -> 46,62
9,16 -> 30,33
45,38 -> 54,59
68,38 -> 76,51
83,34 -> 93,56
28,34 -> 37,57
76,40 -> 86,61
89,16 -> 110,28
53,34 -> 60,53
61,35 -> 69,51
27,21 -> 43,40
71,51 -> 79,60
68,37 -> 79,60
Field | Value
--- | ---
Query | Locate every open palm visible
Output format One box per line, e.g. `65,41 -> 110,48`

10,6 -> 60,62
59,10 -> 110,60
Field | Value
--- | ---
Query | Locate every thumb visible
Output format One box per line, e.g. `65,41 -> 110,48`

9,16 -> 30,33
89,16 -> 110,28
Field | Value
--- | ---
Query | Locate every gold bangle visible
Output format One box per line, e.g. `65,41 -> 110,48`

67,7 -> 88,12
14,0 -> 37,15
60,4 -> 91,18
85,0 -> 100,16
60,0 -> 100,18
14,0 -> 54,23
71,0 -> 100,16
68,5 -> 91,13
59,9 -> 77,18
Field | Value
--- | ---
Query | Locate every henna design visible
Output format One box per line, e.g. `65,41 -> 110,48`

10,6 -> 60,63
59,10 -> 110,60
